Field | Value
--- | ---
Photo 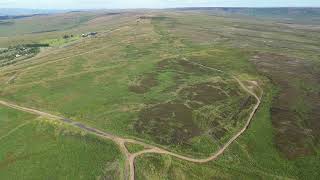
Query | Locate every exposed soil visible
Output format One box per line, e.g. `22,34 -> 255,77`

251,52 -> 320,159
129,73 -> 158,94
135,103 -> 200,145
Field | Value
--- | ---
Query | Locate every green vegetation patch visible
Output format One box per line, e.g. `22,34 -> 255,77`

41,35 -> 81,47
124,143 -> 146,154
0,106 -> 124,180
0,105 -> 36,140
128,73 -> 158,94
135,153 -> 261,180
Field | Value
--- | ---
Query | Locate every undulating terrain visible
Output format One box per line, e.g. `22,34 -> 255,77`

0,8 -> 319,179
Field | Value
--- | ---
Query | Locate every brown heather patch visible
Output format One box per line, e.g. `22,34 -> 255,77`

134,103 -> 200,145
251,52 -> 320,159
178,82 -> 229,108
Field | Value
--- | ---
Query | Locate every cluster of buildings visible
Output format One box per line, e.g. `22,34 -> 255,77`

81,32 -> 98,37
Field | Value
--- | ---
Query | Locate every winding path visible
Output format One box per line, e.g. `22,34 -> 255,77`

0,61 -> 262,180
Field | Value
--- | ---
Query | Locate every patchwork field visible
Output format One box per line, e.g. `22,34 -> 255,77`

0,8 -> 319,180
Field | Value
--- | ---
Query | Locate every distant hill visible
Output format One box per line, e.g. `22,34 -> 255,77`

174,7 -> 320,24
0,8 -> 67,16
0,14 -> 48,21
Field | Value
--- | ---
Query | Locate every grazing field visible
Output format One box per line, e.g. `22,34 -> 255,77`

0,8 -> 319,179
0,105 -> 124,180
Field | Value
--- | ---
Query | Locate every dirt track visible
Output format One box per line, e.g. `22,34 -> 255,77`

0,61 -> 262,180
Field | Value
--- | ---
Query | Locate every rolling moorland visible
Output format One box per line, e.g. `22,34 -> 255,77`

0,8 -> 319,179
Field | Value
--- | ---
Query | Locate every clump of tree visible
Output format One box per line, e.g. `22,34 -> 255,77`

0,43 -> 48,67
63,34 -> 74,39
23,43 -> 49,48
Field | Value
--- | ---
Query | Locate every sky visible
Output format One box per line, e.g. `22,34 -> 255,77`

0,0 -> 320,9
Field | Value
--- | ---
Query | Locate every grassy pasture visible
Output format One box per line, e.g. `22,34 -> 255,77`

0,105 -> 124,180
40,35 -> 81,47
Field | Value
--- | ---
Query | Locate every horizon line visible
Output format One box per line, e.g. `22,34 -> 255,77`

1,6 -> 320,11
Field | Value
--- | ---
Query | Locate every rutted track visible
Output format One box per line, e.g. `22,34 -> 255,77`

0,61 -> 262,180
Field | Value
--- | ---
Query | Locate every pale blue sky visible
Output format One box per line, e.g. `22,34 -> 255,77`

0,0 -> 320,9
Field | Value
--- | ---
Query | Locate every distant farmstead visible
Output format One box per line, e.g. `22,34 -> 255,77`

81,32 -> 98,37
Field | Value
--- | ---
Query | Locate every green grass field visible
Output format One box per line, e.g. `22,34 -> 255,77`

0,8 -> 319,179
0,105 -> 125,180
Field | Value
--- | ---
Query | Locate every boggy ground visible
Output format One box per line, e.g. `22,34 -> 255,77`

251,52 -> 320,159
